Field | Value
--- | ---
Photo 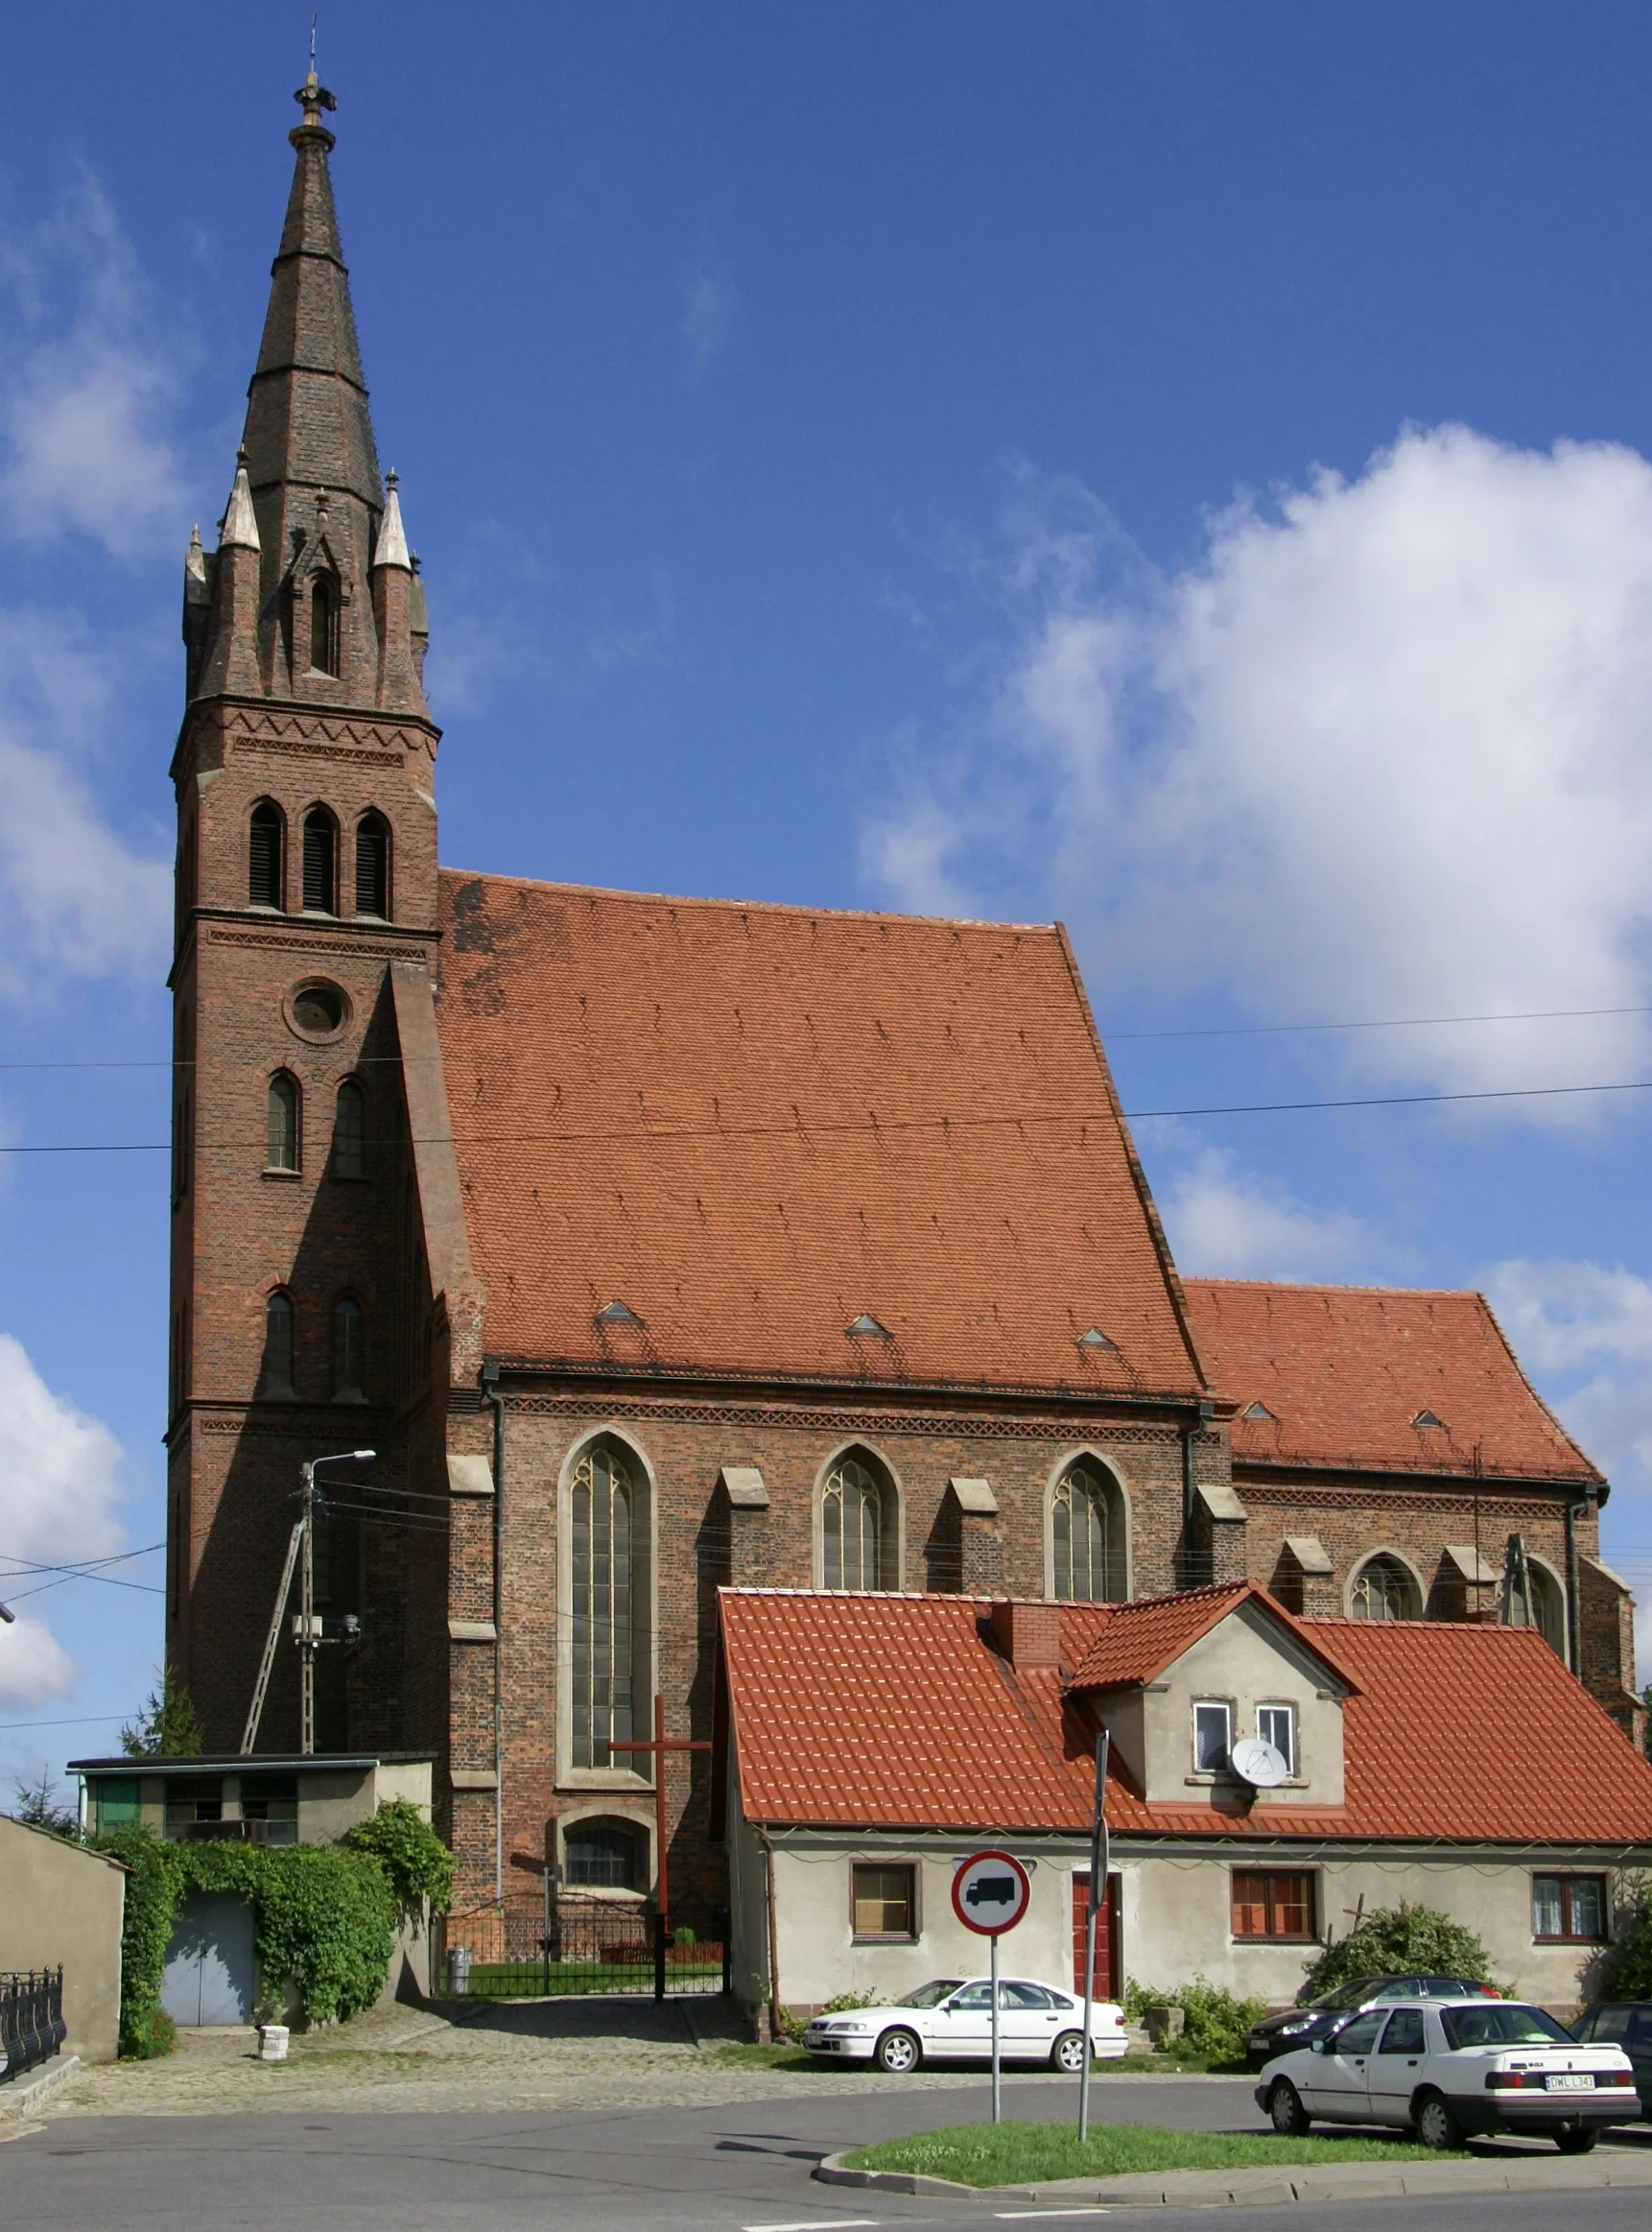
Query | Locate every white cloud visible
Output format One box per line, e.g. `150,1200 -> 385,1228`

1479,1260 -> 1652,1675
680,266 -> 735,380
1159,1145 -> 1381,1281
0,614 -> 171,999
0,1333 -> 129,1706
0,1613 -> 76,1711
866,428 -> 1652,1121
0,173 -> 184,558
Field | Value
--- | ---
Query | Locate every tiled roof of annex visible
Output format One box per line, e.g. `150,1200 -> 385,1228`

1182,1278 -> 1601,1484
434,870 -> 1205,1395
719,1585 -> 1652,1844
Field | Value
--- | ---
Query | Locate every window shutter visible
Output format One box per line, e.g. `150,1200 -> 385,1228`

354,814 -> 389,918
249,804 -> 283,908
302,811 -> 335,913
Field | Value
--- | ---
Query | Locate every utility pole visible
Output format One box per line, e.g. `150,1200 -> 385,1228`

1077,1726 -> 1110,2146
242,1449 -> 374,1758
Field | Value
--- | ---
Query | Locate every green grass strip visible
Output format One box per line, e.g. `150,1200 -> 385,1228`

845,2119 -> 1464,2186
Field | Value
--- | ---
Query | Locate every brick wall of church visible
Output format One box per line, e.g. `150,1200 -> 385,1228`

438,1393 -> 1223,1914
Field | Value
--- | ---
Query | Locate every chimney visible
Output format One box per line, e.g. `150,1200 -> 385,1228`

990,1598 -> 1062,1670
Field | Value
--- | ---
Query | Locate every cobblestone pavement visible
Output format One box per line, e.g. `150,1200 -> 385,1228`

46,1999 -> 1240,2120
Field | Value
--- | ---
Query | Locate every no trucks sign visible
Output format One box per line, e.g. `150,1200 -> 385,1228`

952,1848 -> 1030,1936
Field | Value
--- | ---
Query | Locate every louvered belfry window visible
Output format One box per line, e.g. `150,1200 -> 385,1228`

267,1073 -> 299,1172
302,809 -> 336,913
309,575 -> 340,676
248,802 -> 284,909
354,812 -> 390,918
822,1455 -> 885,1589
571,1442 -> 643,1769
1053,1463 -> 1124,1603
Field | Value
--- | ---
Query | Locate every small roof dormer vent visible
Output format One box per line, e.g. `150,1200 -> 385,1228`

1242,1401 -> 1277,1421
845,1313 -> 891,1340
1076,1327 -> 1116,1352
595,1299 -> 643,1327
1412,1409 -> 1446,1430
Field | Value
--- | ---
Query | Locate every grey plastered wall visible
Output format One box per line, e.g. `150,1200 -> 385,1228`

0,1816 -> 127,2061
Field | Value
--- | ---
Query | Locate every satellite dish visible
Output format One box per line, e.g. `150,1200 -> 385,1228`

1230,1737 -> 1289,1788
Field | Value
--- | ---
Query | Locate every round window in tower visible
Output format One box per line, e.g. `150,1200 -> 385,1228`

285,979 -> 349,1043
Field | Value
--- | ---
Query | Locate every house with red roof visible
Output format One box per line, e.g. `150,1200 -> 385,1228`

718,1583 -> 1652,2022
157,77 -> 1638,1928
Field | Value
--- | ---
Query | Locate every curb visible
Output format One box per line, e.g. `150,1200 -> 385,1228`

814,2144 -> 1652,2207
0,2056 -> 82,2123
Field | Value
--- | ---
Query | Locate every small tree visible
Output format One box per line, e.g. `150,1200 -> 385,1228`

10,1767 -> 80,1840
1604,1881 -> 1652,1999
120,1660 -> 204,1757
1301,1901 -> 1493,2001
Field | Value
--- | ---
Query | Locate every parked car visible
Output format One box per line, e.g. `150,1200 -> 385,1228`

1256,1997 -> 1638,2151
1569,2003 -> 1652,2117
1246,1974 -> 1499,2067
802,1975 -> 1129,2073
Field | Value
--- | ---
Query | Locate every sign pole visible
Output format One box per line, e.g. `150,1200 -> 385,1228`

1077,1726 -> 1110,2145
990,1926 -> 1002,2125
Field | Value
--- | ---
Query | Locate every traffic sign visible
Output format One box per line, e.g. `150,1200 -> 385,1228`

952,1848 -> 1031,1936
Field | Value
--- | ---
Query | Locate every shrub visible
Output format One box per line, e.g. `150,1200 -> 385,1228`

1300,1902 -> 1493,2002
91,1824 -> 183,2057
343,1799 -> 455,1927
1122,1978 -> 1267,2064
1604,1881 -> 1652,1998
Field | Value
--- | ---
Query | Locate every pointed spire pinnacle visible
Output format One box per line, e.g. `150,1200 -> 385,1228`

219,451 -> 261,551
372,469 -> 412,570
184,523 -> 207,592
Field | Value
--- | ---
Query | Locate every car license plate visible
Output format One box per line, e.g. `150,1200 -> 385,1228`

1546,2073 -> 1593,2091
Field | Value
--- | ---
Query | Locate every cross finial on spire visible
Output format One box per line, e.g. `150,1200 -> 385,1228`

293,15 -> 338,145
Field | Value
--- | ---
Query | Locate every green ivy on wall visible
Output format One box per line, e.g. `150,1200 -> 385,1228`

92,1803 -> 455,2057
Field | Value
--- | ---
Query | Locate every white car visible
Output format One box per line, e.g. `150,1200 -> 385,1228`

803,1976 -> 1128,2074
1256,1997 -> 1639,2152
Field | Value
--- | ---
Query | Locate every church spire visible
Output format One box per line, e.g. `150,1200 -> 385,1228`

231,68 -> 387,702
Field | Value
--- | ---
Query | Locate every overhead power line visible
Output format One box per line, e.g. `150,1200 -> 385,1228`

3,998 -> 1651,1072
3,1073 -> 1652,1154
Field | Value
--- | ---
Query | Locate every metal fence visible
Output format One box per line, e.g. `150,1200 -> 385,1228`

1,1969 -> 65,2082
435,1895 -> 728,2001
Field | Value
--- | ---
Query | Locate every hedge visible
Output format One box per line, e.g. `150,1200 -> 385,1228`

92,1802 -> 454,2056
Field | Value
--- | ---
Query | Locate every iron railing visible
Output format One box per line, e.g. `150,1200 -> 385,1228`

435,1896 -> 729,2001
1,1969 -> 65,2082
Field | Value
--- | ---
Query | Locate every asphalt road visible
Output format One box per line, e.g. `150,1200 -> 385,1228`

5,2077 -> 1650,2232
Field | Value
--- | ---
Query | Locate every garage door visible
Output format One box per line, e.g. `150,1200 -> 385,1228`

160,1892 -> 255,2026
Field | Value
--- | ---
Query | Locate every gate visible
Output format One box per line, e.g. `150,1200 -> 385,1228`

436,1894 -> 728,2000
1,1969 -> 65,2081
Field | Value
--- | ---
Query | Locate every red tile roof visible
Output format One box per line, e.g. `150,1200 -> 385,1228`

1182,1279 -> 1600,1484
436,872 -> 1205,1395
720,1587 -> 1652,1843
1063,1580 -> 1358,1694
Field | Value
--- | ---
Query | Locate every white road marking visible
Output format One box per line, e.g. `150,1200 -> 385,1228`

743,2220 -> 879,2230
994,2212 -> 1112,2220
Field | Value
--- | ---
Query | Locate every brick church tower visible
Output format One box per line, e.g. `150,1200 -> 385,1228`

166,70 -> 440,1746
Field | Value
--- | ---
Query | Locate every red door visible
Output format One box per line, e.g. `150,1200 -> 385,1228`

1072,1871 -> 1121,1999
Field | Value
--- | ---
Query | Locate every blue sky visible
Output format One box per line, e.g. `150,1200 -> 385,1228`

5,1 -> 1652,1789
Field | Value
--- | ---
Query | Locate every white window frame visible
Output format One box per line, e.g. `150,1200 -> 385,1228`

1257,1701 -> 1296,1776
1192,1698 -> 1233,1775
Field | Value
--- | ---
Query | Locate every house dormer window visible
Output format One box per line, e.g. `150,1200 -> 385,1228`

1193,1698 -> 1232,1774
1258,1701 -> 1296,1776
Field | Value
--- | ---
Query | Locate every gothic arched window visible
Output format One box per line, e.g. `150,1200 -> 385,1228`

249,801 -> 285,909
354,812 -> 390,919
1504,1557 -> 1568,1657
570,1440 -> 649,1769
309,575 -> 340,676
262,1291 -> 295,1397
267,1072 -> 300,1172
563,1816 -> 644,1890
1349,1553 -> 1423,1621
333,1078 -> 366,1179
821,1452 -> 895,1590
333,1296 -> 365,1400
1052,1461 -> 1126,1602
302,807 -> 337,913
